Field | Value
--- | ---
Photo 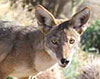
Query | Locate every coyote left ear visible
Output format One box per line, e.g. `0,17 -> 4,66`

71,7 -> 91,34
35,5 -> 57,33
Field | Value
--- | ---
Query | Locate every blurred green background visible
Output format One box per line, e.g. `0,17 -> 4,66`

0,0 -> 100,79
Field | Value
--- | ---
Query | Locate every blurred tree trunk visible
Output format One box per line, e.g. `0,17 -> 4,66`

9,0 -> 70,17
71,0 -> 85,16
9,0 -> 85,18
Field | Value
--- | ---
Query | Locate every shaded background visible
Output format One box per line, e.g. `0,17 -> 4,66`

0,0 -> 100,79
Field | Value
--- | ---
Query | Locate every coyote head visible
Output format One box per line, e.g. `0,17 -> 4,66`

35,5 -> 91,67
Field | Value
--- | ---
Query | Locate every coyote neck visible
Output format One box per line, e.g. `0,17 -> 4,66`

27,29 -> 44,52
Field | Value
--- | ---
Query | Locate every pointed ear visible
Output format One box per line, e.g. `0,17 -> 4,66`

70,7 -> 91,34
35,5 -> 57,33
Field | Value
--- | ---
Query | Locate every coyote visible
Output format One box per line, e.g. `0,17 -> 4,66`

0,5 -> 91,79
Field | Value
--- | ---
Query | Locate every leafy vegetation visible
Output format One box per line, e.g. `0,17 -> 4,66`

81,20 -> 100,53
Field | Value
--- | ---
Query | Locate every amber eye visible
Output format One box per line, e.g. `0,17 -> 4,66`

51,39 -> 58,45
69,38 -> 75,44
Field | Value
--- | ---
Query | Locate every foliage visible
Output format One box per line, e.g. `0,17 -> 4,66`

81,20 -> 100,53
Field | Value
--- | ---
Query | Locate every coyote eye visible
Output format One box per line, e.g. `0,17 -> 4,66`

51,39 -> 58,45
69,38 -> 75,44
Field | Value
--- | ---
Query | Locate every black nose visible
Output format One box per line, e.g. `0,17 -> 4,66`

60,58 -> 69,67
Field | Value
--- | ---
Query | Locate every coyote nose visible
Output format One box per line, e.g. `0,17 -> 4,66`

60,58 -> 69,67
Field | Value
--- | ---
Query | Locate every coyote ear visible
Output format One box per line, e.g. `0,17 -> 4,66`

35,5 -> 57,33
71,7 -> 91,34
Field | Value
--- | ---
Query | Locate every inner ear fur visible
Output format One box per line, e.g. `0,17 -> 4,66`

35,5 -> 57,33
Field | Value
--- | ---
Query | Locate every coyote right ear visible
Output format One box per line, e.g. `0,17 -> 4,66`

35,5 -> 57,33
70,7 -> 91,34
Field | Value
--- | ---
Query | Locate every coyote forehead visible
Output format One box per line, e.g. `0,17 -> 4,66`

65,28 -> 80,41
